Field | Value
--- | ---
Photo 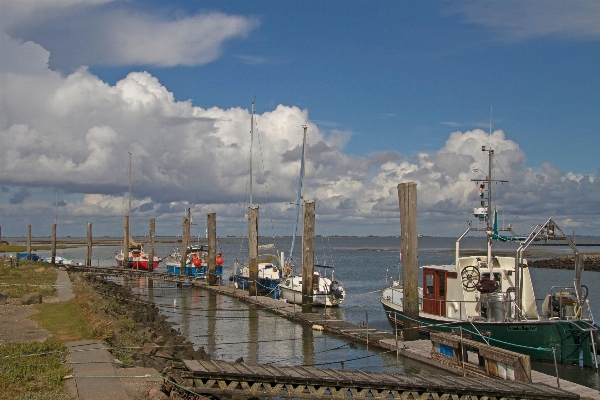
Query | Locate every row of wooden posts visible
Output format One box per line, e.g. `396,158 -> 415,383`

18,183 -> 421,330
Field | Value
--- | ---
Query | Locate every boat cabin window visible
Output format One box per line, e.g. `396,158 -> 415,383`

426,274 -> 434,295
438,276 -> 445,297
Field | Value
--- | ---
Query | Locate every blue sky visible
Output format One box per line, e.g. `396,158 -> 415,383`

0,0 -> 599,239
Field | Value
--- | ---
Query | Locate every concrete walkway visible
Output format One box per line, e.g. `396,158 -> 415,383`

57,270 -> 164,399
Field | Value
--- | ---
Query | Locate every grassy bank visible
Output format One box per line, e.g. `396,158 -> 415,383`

0,260 -> 57,298
1,263 -> 144,399
0,340 -> 70,400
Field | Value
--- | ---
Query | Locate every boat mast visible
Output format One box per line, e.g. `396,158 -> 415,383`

128,151 -> 132,224
289,125 -> 307,263
249,101 -> 255,206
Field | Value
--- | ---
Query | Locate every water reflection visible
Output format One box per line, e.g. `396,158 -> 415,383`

114,277 -> 446,377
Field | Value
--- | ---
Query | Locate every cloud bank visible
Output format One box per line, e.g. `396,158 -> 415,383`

0,3 -> 598,237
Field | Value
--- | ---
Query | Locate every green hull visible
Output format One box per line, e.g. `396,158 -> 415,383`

383,304 -> 596,366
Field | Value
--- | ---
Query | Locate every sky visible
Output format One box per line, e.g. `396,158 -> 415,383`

0,0 -> 599,240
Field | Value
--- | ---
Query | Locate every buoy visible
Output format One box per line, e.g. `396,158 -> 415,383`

193,258 -> 201,267
216,255 -> 223,265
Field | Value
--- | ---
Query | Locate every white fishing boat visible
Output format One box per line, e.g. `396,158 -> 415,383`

380,145 -> 598,365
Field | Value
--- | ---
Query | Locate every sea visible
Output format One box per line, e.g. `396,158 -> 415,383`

3,235 -> 600,390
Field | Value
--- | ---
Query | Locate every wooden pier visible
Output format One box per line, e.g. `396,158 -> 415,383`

66,265 -> 600,399
166,358 -> 576,399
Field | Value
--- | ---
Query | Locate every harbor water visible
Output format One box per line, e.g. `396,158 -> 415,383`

3,235 -> 600,388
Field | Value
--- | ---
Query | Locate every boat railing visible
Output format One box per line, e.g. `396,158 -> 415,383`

543,285 -> 593,321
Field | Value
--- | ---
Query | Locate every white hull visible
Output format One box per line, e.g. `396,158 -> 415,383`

278,274 -> 344,307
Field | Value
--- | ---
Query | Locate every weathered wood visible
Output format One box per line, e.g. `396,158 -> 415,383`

86,222 -> 92,267
302,200 -> 315,313
26,225 -> 31,260
207,212 -> 217,285
176,360 -> 576,399
248,205 -> 259,297
148,218 -> 155,274
123,217 -> 129,269
398,182 -> 419,341
51,223 -> 57,265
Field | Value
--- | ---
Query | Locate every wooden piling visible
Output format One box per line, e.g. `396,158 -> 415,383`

248,206 -> 259,297
86,222 -> 92,267
207,213 -> 217,286
149,218 -> 155,274
51,224 -> 57,265
398,182 -> 420,341
123,217 -> 129,268
26,225 -> 31,260
302,200 -> 315,313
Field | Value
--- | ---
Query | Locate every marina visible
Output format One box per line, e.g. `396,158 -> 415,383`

4,234 -> 600,397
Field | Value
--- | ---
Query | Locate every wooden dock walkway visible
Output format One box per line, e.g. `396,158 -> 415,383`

67,265 -> 600,399
167,358 -> 577,399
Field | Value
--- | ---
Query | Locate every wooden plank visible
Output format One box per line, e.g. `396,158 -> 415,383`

247,364 -> 276,379
183,359 -> 209,374
202,360 -> 226,374
227,362 -> 257,377
213,361 -> 244,377
300,366 -> 340,383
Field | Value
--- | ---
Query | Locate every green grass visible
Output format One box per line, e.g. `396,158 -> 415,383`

31,301 -> 92,342
0,261 -> 57,298
0,340 -> 70,400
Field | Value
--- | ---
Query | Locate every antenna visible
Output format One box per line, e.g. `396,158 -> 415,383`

55,190 -> 58,225
128,152 -> 132,222
489,105 -> 493,150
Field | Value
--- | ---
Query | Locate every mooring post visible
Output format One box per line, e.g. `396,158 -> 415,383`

149,218 -> 155,275
51,224 -> 57,266
26,225 -> 31,260
302,200 -> 315,314
180,216 -> 188,276
248,206 -> 259,297
398,182 -> 420,341
207,213 -> 217,286
123,216 -> 129,268
86,222 -> 92,267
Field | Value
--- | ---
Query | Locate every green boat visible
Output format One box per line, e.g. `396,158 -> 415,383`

381,146 -> 598,366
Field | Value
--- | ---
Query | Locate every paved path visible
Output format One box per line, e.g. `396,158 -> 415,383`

58,271 -> 164,399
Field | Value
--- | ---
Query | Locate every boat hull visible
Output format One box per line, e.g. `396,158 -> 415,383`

381,300 -> 595,365
278,286 -> 342,307
165,263 -> 222,279
117,259 -> 159,271
232,275 -> 280,296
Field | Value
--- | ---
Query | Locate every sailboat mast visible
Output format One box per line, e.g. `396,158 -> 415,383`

249,101 -> 255,206
289,125 -> 307,262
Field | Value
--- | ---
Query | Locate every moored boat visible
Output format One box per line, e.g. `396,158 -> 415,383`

231,252 -> 284,295
278,270 -> 345,307
165,244 -> 224,279
115,245 -> 160,271
380,146 -> 598,365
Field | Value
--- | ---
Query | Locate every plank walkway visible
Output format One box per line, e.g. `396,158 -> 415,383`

170,359 -> 577,399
